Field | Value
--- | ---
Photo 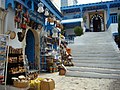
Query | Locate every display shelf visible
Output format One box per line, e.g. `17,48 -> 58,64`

6,46 -> 26,85
0,34 -> 9,90
40,35 -> 60,72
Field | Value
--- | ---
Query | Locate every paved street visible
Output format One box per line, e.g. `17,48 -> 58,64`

41,31 -> 120,90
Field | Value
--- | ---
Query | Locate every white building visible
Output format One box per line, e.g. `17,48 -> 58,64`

0,0 -> 7,34
61,0 -> 78,7
50,0 -> 61,11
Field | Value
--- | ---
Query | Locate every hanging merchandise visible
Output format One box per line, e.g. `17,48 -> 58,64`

44,8 -> 49,16
17,31 -> 25,42
5,31 -> 16,40
52,27 -> 58,38
37,2 -> 44,13
9,31 -> 16,40
23,10 -> 30,24
14,4 -> 23,28
47,17 -> 54,23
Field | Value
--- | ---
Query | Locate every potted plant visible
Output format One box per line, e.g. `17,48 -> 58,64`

74,26 -> 83,36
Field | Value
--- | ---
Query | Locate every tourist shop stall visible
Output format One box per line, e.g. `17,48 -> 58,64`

3,0 -> 63,89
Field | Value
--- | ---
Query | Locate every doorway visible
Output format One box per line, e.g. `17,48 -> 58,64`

93,14 -> 101,32
25,30 -> 35,70
90,13 -> 104,32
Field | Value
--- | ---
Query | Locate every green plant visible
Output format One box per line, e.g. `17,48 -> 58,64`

74,26 -> 83,36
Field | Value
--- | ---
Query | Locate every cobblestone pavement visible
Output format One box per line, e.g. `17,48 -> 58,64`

40,72 -> 120,90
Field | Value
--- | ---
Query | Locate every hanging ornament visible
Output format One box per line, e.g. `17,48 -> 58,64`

37,3 -> 44,13
53,16 -> 56,21
44,8 -> 49,16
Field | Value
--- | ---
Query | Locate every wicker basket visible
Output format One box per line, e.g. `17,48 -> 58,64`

13,81 -> 29,88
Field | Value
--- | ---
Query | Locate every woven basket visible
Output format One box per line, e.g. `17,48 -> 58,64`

13,81 -> 29,88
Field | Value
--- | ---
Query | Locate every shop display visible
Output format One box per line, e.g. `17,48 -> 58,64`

27,70 -> 39,80
40,35 -> 60,73
60,40 -> 74,66
5,30 -> 16,40
29,77 -> 44,90
7,46 -> 26,85
59,68 -> 66,75
40,36 -> 54,72
40,78 -> 55,90
29,77 -> 55,90
12,75 -> 29,88
0,34 -> 9,89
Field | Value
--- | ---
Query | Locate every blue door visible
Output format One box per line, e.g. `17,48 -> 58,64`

25,30 -> 35,69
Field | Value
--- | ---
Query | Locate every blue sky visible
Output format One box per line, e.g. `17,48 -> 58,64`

77,0 -> 113,4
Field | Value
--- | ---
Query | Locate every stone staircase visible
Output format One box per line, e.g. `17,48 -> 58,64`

66,32 -> 120,79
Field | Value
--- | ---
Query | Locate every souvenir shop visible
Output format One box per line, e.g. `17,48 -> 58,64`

0,0 -> 73,90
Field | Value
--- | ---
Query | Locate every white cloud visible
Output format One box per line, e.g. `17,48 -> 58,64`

77,0 -> 113,4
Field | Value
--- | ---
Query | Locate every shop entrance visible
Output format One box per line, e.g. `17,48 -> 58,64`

25,30 -> 35,70
93,15 -> 101,32
90,13 -> 104,32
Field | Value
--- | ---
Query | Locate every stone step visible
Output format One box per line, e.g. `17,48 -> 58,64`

66,67 -> 120,75
72,60 -> 120,64
72,53 -> 119,57
71,51 -> 118,54
71,50 -> 117,53
74,63 -> 120,69
66,71 -> 120,79
66,32 -> 120,79
72,56 -> 120,60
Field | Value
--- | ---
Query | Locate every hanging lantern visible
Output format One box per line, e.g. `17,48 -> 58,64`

37,2 -> 44,13
44,8 -> 49,16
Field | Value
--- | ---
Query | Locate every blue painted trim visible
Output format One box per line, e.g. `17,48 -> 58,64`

6,0 -> 14,9
107,4 -> 110,21
62,21 -> 81,24
14,0 -> 29,9
61,0 -> 120,11
31,0 -> 34,11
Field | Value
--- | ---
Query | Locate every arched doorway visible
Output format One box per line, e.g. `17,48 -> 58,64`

93,14 -> 101,32
25,30 -> 35,70
90,14 -> 104,32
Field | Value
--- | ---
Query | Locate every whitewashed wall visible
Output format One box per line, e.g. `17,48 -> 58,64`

6,7 -> 22,48
108,23 -> 118,35
51,0 -> 61,12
